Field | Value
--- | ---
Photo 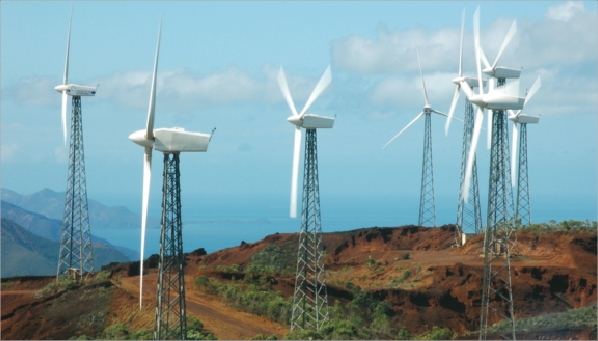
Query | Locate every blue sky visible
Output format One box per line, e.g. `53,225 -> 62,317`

2,1 -> 597,226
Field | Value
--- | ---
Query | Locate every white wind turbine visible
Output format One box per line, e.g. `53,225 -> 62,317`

129,20 -> 214,308
54,6 -> 98,144
383,50 -> 462,227
454,6 -> 539,202
277,66 -> 334,218
508,77 -> 542,186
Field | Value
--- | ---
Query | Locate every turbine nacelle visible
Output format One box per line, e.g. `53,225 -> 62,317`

288,114 -> 335,129
483,66 -> 522,79
129,128 -> 212,152
54,84 -> 98,96
509,113 -> 540,124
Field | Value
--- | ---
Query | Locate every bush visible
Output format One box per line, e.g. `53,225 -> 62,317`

366,258 -> 376,269
416,326 -> 455,340
401,252 -> 410,260
397,327 -> 411,340
101,324 -> 130,340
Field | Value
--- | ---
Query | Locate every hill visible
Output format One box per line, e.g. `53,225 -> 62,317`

1,200 -> 139,261
1,223 -> 596,340
1,218 -> 131,276
1,188 -> 159,230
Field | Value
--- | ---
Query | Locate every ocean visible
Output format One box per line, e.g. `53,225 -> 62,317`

91,192 -> 597,258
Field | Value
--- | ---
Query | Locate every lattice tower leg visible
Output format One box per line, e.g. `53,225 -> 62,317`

57,96 -> 94,280
515,124 -> 531,226
418,112 -> 436,227
291,128 -> 329,332
456,99 -> 483,246
480,78 -> 516,339
155,153 -> 187,340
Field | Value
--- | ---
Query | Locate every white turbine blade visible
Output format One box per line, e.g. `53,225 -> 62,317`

146,19 -> 161,141
416,49 -> 429,106
433,110 -> 464,123
492,20 -> 517,70
63,5 -> 73,85
299,65 -> 331,118
523,76 -> 542,108
487,110 -> 493,149
480,44 -> 491,70
507,109 -> 517,119
459,8 -> 465,77
139,146 -> 152,308
382,112 -> 424,149
290,126 -> 302,218
463,106 -> 484,203
61,91 -> 68,145
473,6 -> 483,94
277,67 -> 298,117
445,86 -> 461,136
511,123 -> 518,187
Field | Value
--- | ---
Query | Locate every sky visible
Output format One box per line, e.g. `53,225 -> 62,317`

2,1 -> 597,231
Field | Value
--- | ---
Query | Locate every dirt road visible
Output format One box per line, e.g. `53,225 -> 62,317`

119,274 -> 289,339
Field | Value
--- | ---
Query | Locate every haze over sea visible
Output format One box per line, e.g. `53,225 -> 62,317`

91,192 -> 597,257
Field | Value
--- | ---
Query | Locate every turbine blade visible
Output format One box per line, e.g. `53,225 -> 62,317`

382,112 -> 424,149
492,20 -> 517,70
473,6 -> 483,94
62,91 -> 68,145
433,109 -> 464,123
290,126 -> 302,218
299,65 -> 331,118
445,86 -> 461,136
487,110 -> 493,149
459,8 -> 465,77
146,19 -> 161,141
416,49 -> 429,106
523,76 -> 542,108
63,5 -> 73,85
480,44 -> 491,70
277,67 -> 298,117
139,147 -> 152,308
511,123 -> 518,187
463,106 -> 484,203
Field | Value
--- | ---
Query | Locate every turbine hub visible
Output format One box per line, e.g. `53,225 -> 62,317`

287,115 -> 303,127
129,130 -> 154,148
469,94 -> 486,108
55,85 -> 69,93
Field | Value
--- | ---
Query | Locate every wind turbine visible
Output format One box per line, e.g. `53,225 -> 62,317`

383,50 -> 462,227
277,66 -> 333,332
509,77 -> 541,226
55,6 -> 98,280
446,9 -> 485,243
129,20 -> 214,340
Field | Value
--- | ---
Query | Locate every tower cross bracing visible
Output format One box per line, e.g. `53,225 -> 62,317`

154,152 -> 187,340
291,128 -> 329,332
418,111 -> 437,227
57,96 -> 94,279
455,98 -> 483,245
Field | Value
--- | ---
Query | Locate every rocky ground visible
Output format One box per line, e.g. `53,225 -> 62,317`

1,224 -> 596,339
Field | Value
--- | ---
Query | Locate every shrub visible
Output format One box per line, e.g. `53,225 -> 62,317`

401,252 -> 410,260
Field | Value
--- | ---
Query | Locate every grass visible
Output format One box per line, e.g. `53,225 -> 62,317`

493,304 -> 597,334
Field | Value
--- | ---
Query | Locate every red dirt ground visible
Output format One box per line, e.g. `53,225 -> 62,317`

2,225 -> 596,339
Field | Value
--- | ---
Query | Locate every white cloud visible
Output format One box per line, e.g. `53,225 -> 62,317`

1,143 -> 19,162
332,23 -> 463,74
91,64 -> 332,112
546,1 -> 584,22
3,76 -> 58,107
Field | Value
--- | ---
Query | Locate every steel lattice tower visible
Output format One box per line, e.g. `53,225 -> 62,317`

155,153 -> 187,340
480,79 -> 516,340
418,111 -> 436,227
455,98 -> 483,245
57,96 -> 94,279
291,129 -> 329,332
515,124 -> 531,226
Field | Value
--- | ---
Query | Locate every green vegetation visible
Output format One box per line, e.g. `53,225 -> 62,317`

519,220 -> 597,235
494,304 -> 597,334
250,244 -> 296,272
401,252 -> 410,260
414,326 -> 456,340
